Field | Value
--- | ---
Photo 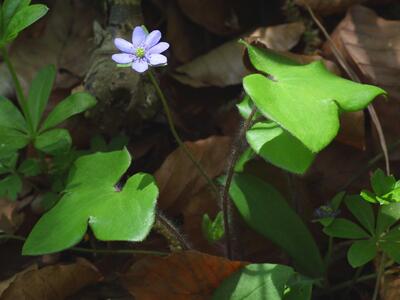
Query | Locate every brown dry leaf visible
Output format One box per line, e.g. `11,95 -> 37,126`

327,5 -> 400,99
326,5 -> 400,156
176,0 -> 240,36
381,269 -> 400,300
337,111 -> 365,149
166,1 -> 206,64
171,22 -> 305,88
123,250 -> 247,300
294,0 -> 394,15
0,258 -> 101,300
0,199 -> 24,234
0,0 -> 99,96
0,265 -> 36,296
181,186 -> 221,254
155,136 -> 231,214
295,0 -> 362,15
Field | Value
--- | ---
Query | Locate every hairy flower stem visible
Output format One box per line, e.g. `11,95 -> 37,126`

154,212 -> 190,251
147,70 -> 219,197
1,47 -> 33,133
221,106 -> 258,259
0,234 -> 167,256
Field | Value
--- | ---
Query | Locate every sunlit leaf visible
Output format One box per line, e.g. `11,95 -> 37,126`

243,44 -> 385,152
23,149 -> 158,255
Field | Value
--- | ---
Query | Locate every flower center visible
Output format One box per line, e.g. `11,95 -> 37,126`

135,47 -> 145,58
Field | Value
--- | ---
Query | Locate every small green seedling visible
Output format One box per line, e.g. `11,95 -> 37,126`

361,169 -> 400,204
202,212 -> 224,243
319,192 -> 400,267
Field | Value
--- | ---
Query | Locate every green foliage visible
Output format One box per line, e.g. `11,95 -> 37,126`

360,169 -> 400,204
0,0 -> 48,47
243,43 -> 385,153
321,194 -> 400,268
229,173 -> 324,278
27,64 -> 56,131
23,149 -> 159,255
0,173 -> 21,200
202,212 -> 224,243
18,158 -> 41,177
0,65 -> 96,157
0,96 -> 30,156
89,134 -> 130,152
234,148 -> 255,173
0,64 -> 96,200
212,263 -> 312,300
246,121 -> 315,174
0,153 -> 41,200
314,192 -> 344,227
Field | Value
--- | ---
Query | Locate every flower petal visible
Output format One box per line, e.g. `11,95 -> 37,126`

144,30 -> 161,49
149,54 -> 167,66
148,42 -> 170,55
132,59 -> 149,73
132,26 -> 147,46
112,53 -> 134,64
114,38 -> 134,53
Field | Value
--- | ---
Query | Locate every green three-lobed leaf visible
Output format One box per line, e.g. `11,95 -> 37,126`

243,44 -> 385,153
23,149 -> 158,255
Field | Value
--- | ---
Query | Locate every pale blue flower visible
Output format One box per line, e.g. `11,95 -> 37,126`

112,26 -> 169,73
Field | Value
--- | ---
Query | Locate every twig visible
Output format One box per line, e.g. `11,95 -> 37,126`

221,106 -> 258,259
147,70 -> 219,197
0,234 -> 168,256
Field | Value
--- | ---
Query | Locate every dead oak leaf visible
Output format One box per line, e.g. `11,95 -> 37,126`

0,258 -> 101,300
0,0 -> 99,97
155,136 -> 231,215
294,0 -> 394,15
172,22 -> 305,88
327,5 -> 400,100
122,250 -> 247,300
326,5 -> 400,157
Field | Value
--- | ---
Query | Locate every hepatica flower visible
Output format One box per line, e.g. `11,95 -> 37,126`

112,26 -> 169,73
